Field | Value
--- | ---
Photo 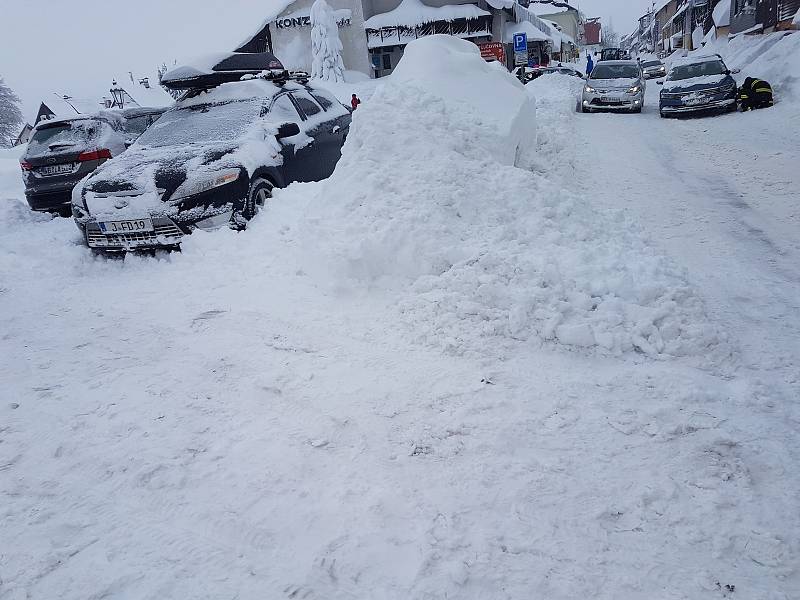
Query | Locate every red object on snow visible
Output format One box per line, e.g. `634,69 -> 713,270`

351,95 -> 361,110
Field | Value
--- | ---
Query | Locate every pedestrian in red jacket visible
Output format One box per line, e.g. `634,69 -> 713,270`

351,94 -> 361,111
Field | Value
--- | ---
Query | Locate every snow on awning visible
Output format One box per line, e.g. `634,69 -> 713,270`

485,0 -> 513,9
713,0 -> 731,27
364,0 -> 490,30
730,22 -> 764,38
503,20 -> 550,43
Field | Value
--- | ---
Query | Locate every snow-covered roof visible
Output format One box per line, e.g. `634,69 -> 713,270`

43,94 -> 103,117
503,20 -> 551,43
484,0 -> 513,8
713,0 -> 731,28
234,0 -> 296,50
364,0 -> 489,29
528,1 -> 577,15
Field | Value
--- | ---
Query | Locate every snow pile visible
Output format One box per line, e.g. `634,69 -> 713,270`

364,0 -> 489,29
285,38 -> 721,358
713,0 -> 731,28
700,31 -> 800,101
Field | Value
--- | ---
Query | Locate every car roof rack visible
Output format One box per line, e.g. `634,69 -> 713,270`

244,69 -> 311,85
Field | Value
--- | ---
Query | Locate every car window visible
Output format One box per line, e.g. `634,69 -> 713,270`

668,60 -> 726,81
292,93 -> 322,117
590,64 -> 640,79
136,98 -> 262,147
269,94 -> 302,122
310,89 -> 336,110
123,114 -> 160,138
28,120 -> 100,155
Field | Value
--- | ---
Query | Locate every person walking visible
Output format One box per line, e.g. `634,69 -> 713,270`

351,93 -> 361,111
586,53 -> 594,77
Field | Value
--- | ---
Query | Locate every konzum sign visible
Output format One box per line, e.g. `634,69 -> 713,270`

275,11 -> 352,28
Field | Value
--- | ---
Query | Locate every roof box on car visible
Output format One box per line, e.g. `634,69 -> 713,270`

161,52 -> 285,90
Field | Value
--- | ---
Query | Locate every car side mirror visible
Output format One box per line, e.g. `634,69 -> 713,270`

730,68 -> 741,75
277,122 -> 300,139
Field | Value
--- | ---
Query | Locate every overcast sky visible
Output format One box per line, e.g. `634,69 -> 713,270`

0,0 -> 651,121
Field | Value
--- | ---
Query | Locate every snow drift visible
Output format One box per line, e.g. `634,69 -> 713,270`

281,39 -> 721,358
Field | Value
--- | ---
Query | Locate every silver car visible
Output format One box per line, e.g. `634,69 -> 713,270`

580,60 -> 645,114
641,59 -> 667,79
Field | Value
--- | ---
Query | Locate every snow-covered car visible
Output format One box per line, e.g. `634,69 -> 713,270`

580,60 -> 645,113
71,75 -> 351,251
21,115 -> 128,216
641,59 -> 667,79
658,55 -> 739,118
20,109 -> 166,216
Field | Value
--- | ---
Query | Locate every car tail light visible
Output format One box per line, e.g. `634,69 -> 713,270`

20,160 -> 32,171
77,148 -> 113,162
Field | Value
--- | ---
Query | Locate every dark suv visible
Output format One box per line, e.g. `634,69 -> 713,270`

20,108 -> 166,216
659,55 -> 739,117
72,71 -> 351,252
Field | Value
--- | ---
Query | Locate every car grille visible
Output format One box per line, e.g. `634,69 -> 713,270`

663,85 -> 734,100
87,221 -> 184,249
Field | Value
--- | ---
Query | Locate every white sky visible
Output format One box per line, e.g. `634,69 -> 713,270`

0,0 -> 651,121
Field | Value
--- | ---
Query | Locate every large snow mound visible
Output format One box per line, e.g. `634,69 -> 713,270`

390,35 -> 536,167
701,31 -> 800,101
280,43 -> 722,358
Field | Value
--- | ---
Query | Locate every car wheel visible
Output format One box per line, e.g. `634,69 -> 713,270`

659,111 -> 667,118
231,177 -> 272,230
632,106 -> 642,114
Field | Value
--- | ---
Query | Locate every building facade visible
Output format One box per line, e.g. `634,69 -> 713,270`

239,0 -> 582,79
730,0 -> 800,34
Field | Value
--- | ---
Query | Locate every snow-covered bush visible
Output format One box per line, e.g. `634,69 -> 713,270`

310,0 -> 346,83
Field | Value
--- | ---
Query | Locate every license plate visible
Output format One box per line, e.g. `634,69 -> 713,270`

685,97 -> 706,106
99,219 -> 154,234
601,96 -> 621,104
37,163 -> 75,176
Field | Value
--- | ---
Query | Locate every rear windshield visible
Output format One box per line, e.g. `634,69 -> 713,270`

123,113 -> 162,138
590,64 -> 640,79
28,120 -> 100,155
668,60 -> 727,81
135,98 -> 263,148
642,61 -> 662,68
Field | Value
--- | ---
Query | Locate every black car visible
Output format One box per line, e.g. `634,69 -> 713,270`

72,72 -> 351,251
659,55 -> 739,118
20,108 -> 166,216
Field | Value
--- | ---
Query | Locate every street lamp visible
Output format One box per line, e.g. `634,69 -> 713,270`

109,80 -> 126,109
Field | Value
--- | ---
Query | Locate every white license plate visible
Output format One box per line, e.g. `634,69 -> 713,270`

99,219 -> 154,234
38,163 -> 75,176
685,97 -> 706,106
601,96 -> 621,103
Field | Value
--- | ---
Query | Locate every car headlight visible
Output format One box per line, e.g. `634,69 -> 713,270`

170,169 -> 241,202
627,85 -> 641,95
584,85 -> 595,93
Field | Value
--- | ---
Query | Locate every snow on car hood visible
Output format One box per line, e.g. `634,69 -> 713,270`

77,122 -> 282,220
587,78 -> 639,90
662,74 -> 728,91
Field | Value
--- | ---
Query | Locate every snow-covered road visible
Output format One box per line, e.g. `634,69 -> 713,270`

572,83 -> 800,397
1,63 -> 799,599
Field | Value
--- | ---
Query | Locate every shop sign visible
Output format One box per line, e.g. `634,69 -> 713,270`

479,42 -> 505,63
275,9 -> 352,29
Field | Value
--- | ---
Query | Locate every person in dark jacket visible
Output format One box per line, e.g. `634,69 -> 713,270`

586,53 -> 594,76
739,77 -> 774,111
351,94 -> 362,111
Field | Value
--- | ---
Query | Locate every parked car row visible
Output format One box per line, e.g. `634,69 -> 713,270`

21,52 -> 352,252
577,54 -> 743,118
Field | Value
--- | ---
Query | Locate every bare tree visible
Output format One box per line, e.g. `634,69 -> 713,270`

0,77 -> 24,148
602,21 -> 620,49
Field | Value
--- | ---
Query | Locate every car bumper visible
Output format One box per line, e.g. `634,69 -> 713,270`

582,93 -> 643,111
26,190 -> 73,212
83,216 -> 187,251
660,98 -> 736,114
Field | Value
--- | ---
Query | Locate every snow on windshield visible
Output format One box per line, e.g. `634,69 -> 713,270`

668,60 -> 726,81
590,64 -> 639,79
27,121 -> 100,156
136,99 -> 264,148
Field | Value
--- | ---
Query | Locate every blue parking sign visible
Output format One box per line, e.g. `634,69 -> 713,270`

513,32 -> 527,53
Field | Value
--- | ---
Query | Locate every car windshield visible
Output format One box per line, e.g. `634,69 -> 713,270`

123,113 -> 162,138
591,64 -> 639,79
136,98 -> 263,148
28,120 -> 100,155
642,61 -> 662,68
668,60 -> 727,81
